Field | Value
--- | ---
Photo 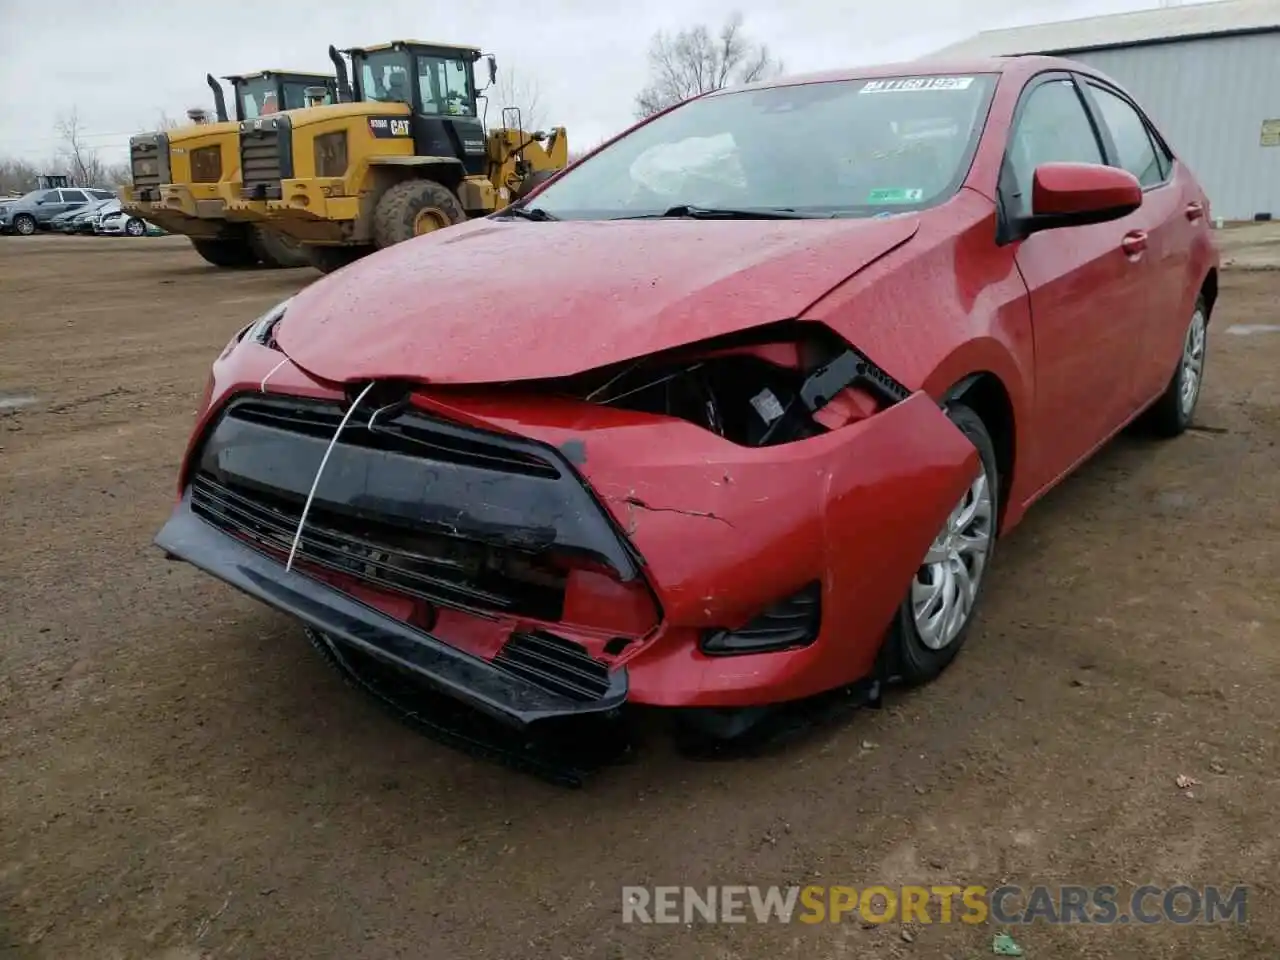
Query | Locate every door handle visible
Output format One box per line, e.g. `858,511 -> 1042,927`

1121,230 -> 1148,256
1185,201 -> 1205,222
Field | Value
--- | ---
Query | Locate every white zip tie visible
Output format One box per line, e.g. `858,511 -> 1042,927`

260,356 -> 289,393
285,381 -> 377,572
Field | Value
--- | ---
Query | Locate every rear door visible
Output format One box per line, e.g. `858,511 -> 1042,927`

1078,79 -> 1196,408
1001,72 -> 1145,492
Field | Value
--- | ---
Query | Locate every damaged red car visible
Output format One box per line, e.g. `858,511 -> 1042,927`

156,56 -> 1218,771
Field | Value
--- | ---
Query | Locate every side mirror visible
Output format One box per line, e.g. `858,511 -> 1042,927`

1021,162 -> 1142,236
487,55 -> 497,86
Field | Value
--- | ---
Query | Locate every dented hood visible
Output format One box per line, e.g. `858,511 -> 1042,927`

275,215 -> 919,385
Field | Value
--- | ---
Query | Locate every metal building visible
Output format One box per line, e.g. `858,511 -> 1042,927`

936,0 -> 1280,221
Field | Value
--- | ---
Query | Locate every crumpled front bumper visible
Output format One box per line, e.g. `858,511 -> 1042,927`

155,491 -> 629,728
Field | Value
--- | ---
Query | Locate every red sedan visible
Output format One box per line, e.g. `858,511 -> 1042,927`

156,56 -> 1218,759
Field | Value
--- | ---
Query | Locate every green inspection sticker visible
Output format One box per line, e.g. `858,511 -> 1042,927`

868,187 -> 924,203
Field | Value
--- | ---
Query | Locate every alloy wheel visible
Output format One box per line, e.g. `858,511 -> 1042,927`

911,468 -> 995,650
1179,306 -> 1207,417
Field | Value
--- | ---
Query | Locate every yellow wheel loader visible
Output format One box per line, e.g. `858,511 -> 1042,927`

222,41 -> 568,273
121,71 -> 338,269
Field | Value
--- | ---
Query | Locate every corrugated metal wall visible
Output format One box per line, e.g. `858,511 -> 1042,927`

1068,32 -> 1280,221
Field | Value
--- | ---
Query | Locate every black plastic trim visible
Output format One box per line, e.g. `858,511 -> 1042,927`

154,494 -> 628,727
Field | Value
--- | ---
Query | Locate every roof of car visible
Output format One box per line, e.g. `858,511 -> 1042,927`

223,70 -> 334,82
344,40 -> 482,56
714,55 -> 1082,96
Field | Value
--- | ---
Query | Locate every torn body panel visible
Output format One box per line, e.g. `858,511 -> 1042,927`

167,333 -> 976,720
430,389 -> 979,706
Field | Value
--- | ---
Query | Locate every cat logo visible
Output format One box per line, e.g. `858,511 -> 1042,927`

368,117 -> 413,139
390,119 -> 411,136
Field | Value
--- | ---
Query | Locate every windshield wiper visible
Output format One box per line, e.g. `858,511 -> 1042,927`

503,206 -> 559,221
618,205 -> 812,221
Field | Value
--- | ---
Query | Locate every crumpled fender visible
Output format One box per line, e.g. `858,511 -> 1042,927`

429,390 -> 980,704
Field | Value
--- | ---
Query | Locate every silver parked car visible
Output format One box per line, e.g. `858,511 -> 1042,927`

0,186 -> 115,235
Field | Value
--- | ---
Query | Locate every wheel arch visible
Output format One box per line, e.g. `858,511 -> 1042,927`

1199,267 -> 1219,321
942,370 -> 1017,530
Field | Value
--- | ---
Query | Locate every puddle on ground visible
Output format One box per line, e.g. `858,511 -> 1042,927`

1226,324 -> 1280,336
0,394 -> 38,412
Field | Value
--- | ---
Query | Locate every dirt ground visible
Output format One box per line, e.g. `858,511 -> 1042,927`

2,232 -> 1279,960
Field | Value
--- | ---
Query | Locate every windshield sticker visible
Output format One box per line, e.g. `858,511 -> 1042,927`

861,77 -> 975,94
868,188 -> 924,204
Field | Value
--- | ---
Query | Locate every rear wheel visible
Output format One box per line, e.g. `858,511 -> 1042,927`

372,179 -> 466,249
13,214 -> 36,236
1141,294 -> 1208,438
249,225 -> 310,269
305,244 -> 369,274
124,217 -> 146,237
885,402 -> 998,685
189,237 -> 259,269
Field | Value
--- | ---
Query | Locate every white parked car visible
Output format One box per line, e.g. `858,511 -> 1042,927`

94,200 -> 154,237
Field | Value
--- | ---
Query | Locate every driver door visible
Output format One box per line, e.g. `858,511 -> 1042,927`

1003,73 -> 1148,493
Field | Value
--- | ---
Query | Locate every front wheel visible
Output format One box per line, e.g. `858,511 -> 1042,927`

189,237 -> 259,268
249,226 -> 310,269
13,214 -> 36,236
372,179 -> 466,249
885,402 -> 999,686
305,244 -> 369,274
124,217 -> 146,237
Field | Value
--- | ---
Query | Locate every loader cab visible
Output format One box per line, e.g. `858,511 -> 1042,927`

225,71 -> 339,122
346,41 -> 491,177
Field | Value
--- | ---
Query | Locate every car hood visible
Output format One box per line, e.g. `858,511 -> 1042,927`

275,215 -> 920,385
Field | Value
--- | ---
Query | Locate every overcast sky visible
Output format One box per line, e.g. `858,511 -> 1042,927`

0,0 -> 1163,168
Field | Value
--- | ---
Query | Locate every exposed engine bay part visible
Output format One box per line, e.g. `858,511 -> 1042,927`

543,322 -> 910,447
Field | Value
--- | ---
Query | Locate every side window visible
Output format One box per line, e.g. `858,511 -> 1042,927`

61,189 -> 88,203
1088,85 -> 1165,187
1006,78 -> 1104,217
89,189 -> 115,200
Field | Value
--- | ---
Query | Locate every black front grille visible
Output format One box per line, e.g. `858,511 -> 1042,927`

493,632 -> 611,702
227,398 -> 558,479
240,125 -> 288,199
130,135 -> 166,191
191,474 -> 568,620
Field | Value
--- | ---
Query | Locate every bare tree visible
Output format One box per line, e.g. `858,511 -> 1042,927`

55,108 -> 106,186
152,111 -> 185,131
634,11 -> 783,118
0,158 -> 43,195
492,65 -> 546,132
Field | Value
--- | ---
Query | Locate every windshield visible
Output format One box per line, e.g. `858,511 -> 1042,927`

358,51 -> 413,105
239,77 -> 284,118
529,73 -> 997,220
417,55 -> 473,116
281,80 -> 332,110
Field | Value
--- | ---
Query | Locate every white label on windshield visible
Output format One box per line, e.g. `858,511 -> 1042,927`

860,76 -> 975,94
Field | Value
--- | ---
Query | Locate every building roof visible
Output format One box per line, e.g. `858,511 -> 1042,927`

935,0 -> 1280,57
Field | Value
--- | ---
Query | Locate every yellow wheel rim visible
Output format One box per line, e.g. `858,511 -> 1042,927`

413,207 -> 450,236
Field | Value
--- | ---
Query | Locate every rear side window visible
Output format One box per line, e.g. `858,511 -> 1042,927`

89,189 -> 115,200
1005,78 -> 1104,217
61,189 -> 88,202
1088,85 -> 1167,187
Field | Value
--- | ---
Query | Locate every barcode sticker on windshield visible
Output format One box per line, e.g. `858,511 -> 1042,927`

861,77 -> 975,94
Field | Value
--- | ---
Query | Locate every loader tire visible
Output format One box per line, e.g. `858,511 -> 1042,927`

372,179 -> 466,249
305,244 -> 369,274
513,168 -> 559,200
189,237 -> 259,269
249,226 -> 309,269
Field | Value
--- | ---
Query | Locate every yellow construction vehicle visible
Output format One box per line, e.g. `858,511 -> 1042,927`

222,41 -> 568,272
122,70 -> 338,268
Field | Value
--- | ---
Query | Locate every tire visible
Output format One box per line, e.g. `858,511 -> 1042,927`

13,214 -> 36,236
372,179 -> 466,249
305,244 -> 369,274
513,168 -> 559,201
124,217 -> 146,237
189,236 -> 259,269
1141,294 -> 1208,438
885,401 -> 999,686
249,225 -> 310,269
